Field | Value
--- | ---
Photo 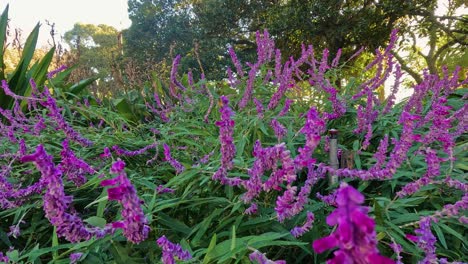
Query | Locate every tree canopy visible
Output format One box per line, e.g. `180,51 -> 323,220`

64,23 -> 123,94
124,0 -> 466,83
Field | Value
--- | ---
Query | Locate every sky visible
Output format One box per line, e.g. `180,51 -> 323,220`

0,0 -> 131,47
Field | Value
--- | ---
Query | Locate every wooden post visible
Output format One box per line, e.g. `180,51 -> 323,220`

329,129 -> 339,185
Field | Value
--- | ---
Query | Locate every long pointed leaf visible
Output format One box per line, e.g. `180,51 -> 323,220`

0,5 -> 9,81
68,77 -> 98,96
2,22 -> 40,109
20,47 -> 55,110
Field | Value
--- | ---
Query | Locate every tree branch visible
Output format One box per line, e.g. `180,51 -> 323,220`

392,51 -> 423,83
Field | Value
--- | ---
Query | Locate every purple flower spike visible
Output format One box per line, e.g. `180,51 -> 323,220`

254,98 -> 264,119
21,145 -> 108,242
295,107 -> 325,169
290,211 -> 315,238
47,65 -> 68,79
162,144 -> 185,174
212,96 -> 242,185
270,118 -> 287,141
157,235 -> 192,264
60,140 -> 94,186
102,159 -> 150,243
313,183 -> 395,264
156,185 -> 175,194
414,217 -> 437,263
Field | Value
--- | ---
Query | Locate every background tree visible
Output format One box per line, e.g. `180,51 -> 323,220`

124,0 -> 408,79
124,0 -> 198,80
64,23 -> 123,95
393,0 -> 467,83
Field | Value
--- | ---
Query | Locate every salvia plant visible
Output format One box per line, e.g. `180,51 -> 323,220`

0,5 -> 467,263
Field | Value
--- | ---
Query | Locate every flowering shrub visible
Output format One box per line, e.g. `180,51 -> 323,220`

0,24 -> 466,264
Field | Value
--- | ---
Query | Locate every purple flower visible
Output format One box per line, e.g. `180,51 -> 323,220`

156,185 -> 175,194
112,143 -> 158,157
70,252 -> 83,264
244,203 -> 258,215
169,55 -> 186,97
255,30 -> 275,65
249,250 -> 286,264
316,192 -> 337,207
199,151 -> 213,164
267,70 -> 293,110
397,148 -> 441,198
229,47 -> 244,78
212,96 -> 242,185
313,183 -> 395,264
60,140 -> 95,186
238,64 -> 259,109
294,108 -> 325,169
291,211 -> 315,238
331,48 -> 342,67
370,135 -> 389,171
383,64 -> 402,114
278,99 -> 293,117
431,193 -> 468,223
8,225 -> 20,238
413,217 -> 437,263
47,65 -> 68,79
253,98 -> 264,119
215,96 -> 236,169
40,89 -> 93,147
270,118 -> 287,141
21,145 -> 107,242
241,142 -> 296,205
390,241 -> 404,264
0,252 -> 8,263
156,235 -> 192,264
100,147 -> 111,159
101,160 -> 150,243
162,144 -> 185,174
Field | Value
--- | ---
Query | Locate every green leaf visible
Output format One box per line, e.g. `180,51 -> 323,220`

230,225 -> 237,251
158,212 -> 191,235
52,226 -> 59,260
113,98 -> 136,122
433,222 -> 447,249
109,241 -> 132,263
20,47 -> 56,110
202,234 -> 217,264
85,194 -> 108,209
438,223 -> 467,245
190,208 -> 223,245
4,22 -> 40,108
0,5 -> 9,81
6,250 -> 19,262
96,189 -> 108,218
352,140 -> 359,151
68,77 -> 98,96
84,216 -> 107,228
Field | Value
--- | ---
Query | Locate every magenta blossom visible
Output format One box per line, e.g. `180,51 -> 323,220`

101,160 -> 150,243
313,183 -> 395,264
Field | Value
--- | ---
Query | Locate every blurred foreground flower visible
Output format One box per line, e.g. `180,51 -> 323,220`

313,183 -> 395,264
